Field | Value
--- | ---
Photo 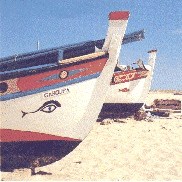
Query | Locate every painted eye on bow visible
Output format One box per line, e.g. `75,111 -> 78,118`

21,100 -> 61,118
40,104 -> 58,113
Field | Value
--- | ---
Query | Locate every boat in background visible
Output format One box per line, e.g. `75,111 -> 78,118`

0,11 -> 130,170
101,50 -> 157,117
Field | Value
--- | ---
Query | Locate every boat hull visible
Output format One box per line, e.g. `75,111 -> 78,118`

105,68 -> 149,104
101,66 -> 152,117
1,57 -> 108,142
0,57 -> 106,171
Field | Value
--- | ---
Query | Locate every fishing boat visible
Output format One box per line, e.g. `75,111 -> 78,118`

101,49 -> 157,116
0,11 -> 130,170
0,29 -> 144,73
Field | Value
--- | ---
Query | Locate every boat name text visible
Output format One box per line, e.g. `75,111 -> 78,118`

43,88 -> 70,98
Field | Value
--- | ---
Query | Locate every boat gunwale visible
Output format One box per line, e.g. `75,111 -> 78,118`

0,53 -> 109,81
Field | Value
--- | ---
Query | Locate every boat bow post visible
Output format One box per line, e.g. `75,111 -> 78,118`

148,49 -> 157,71
102,11 -> 130,53
139,49 -> 158,101
77,11 -> 130,139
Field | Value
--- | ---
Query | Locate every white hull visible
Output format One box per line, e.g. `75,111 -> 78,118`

105,70 -> 149,104
105,50 -> 157,105
1,78 -> 98,140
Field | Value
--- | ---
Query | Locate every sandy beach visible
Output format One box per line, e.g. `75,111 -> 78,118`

1,91 -> 182,181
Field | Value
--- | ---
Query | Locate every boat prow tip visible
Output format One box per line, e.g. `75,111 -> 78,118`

148,49 -> 157,53
102,11 -> 130,52
109,11 -> 130,20
147,49 -> 157,68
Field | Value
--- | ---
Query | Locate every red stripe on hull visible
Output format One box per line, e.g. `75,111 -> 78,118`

16,58 -> 107,92
0,129 -> 81,142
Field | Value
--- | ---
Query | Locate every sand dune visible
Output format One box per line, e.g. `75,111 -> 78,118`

1,91 -> 182,181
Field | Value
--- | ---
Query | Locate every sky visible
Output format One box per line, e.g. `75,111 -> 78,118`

0,0 -> 182,90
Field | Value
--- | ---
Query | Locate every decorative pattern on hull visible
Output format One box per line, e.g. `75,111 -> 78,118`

0,56 -> 108,101
111,69 -> 148,85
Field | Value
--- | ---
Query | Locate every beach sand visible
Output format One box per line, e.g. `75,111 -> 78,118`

1,91 -> 182,181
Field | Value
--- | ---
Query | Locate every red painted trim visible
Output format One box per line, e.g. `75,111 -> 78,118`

111,69 -> 149,85
0,129 -> 81,142
109,11 -> 130,20
17,58 -> 107,92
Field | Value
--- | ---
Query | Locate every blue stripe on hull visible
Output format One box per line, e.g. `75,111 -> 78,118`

0,72 -> 100,101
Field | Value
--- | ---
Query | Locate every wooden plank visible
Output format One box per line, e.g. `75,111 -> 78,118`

59,52 -> 106,65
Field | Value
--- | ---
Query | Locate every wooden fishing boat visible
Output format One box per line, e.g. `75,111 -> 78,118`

0,11 -> 129,170
102,50 -> 157,115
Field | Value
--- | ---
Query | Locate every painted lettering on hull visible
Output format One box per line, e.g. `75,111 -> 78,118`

43,88 -> 70,98
112,70 -> 148,85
